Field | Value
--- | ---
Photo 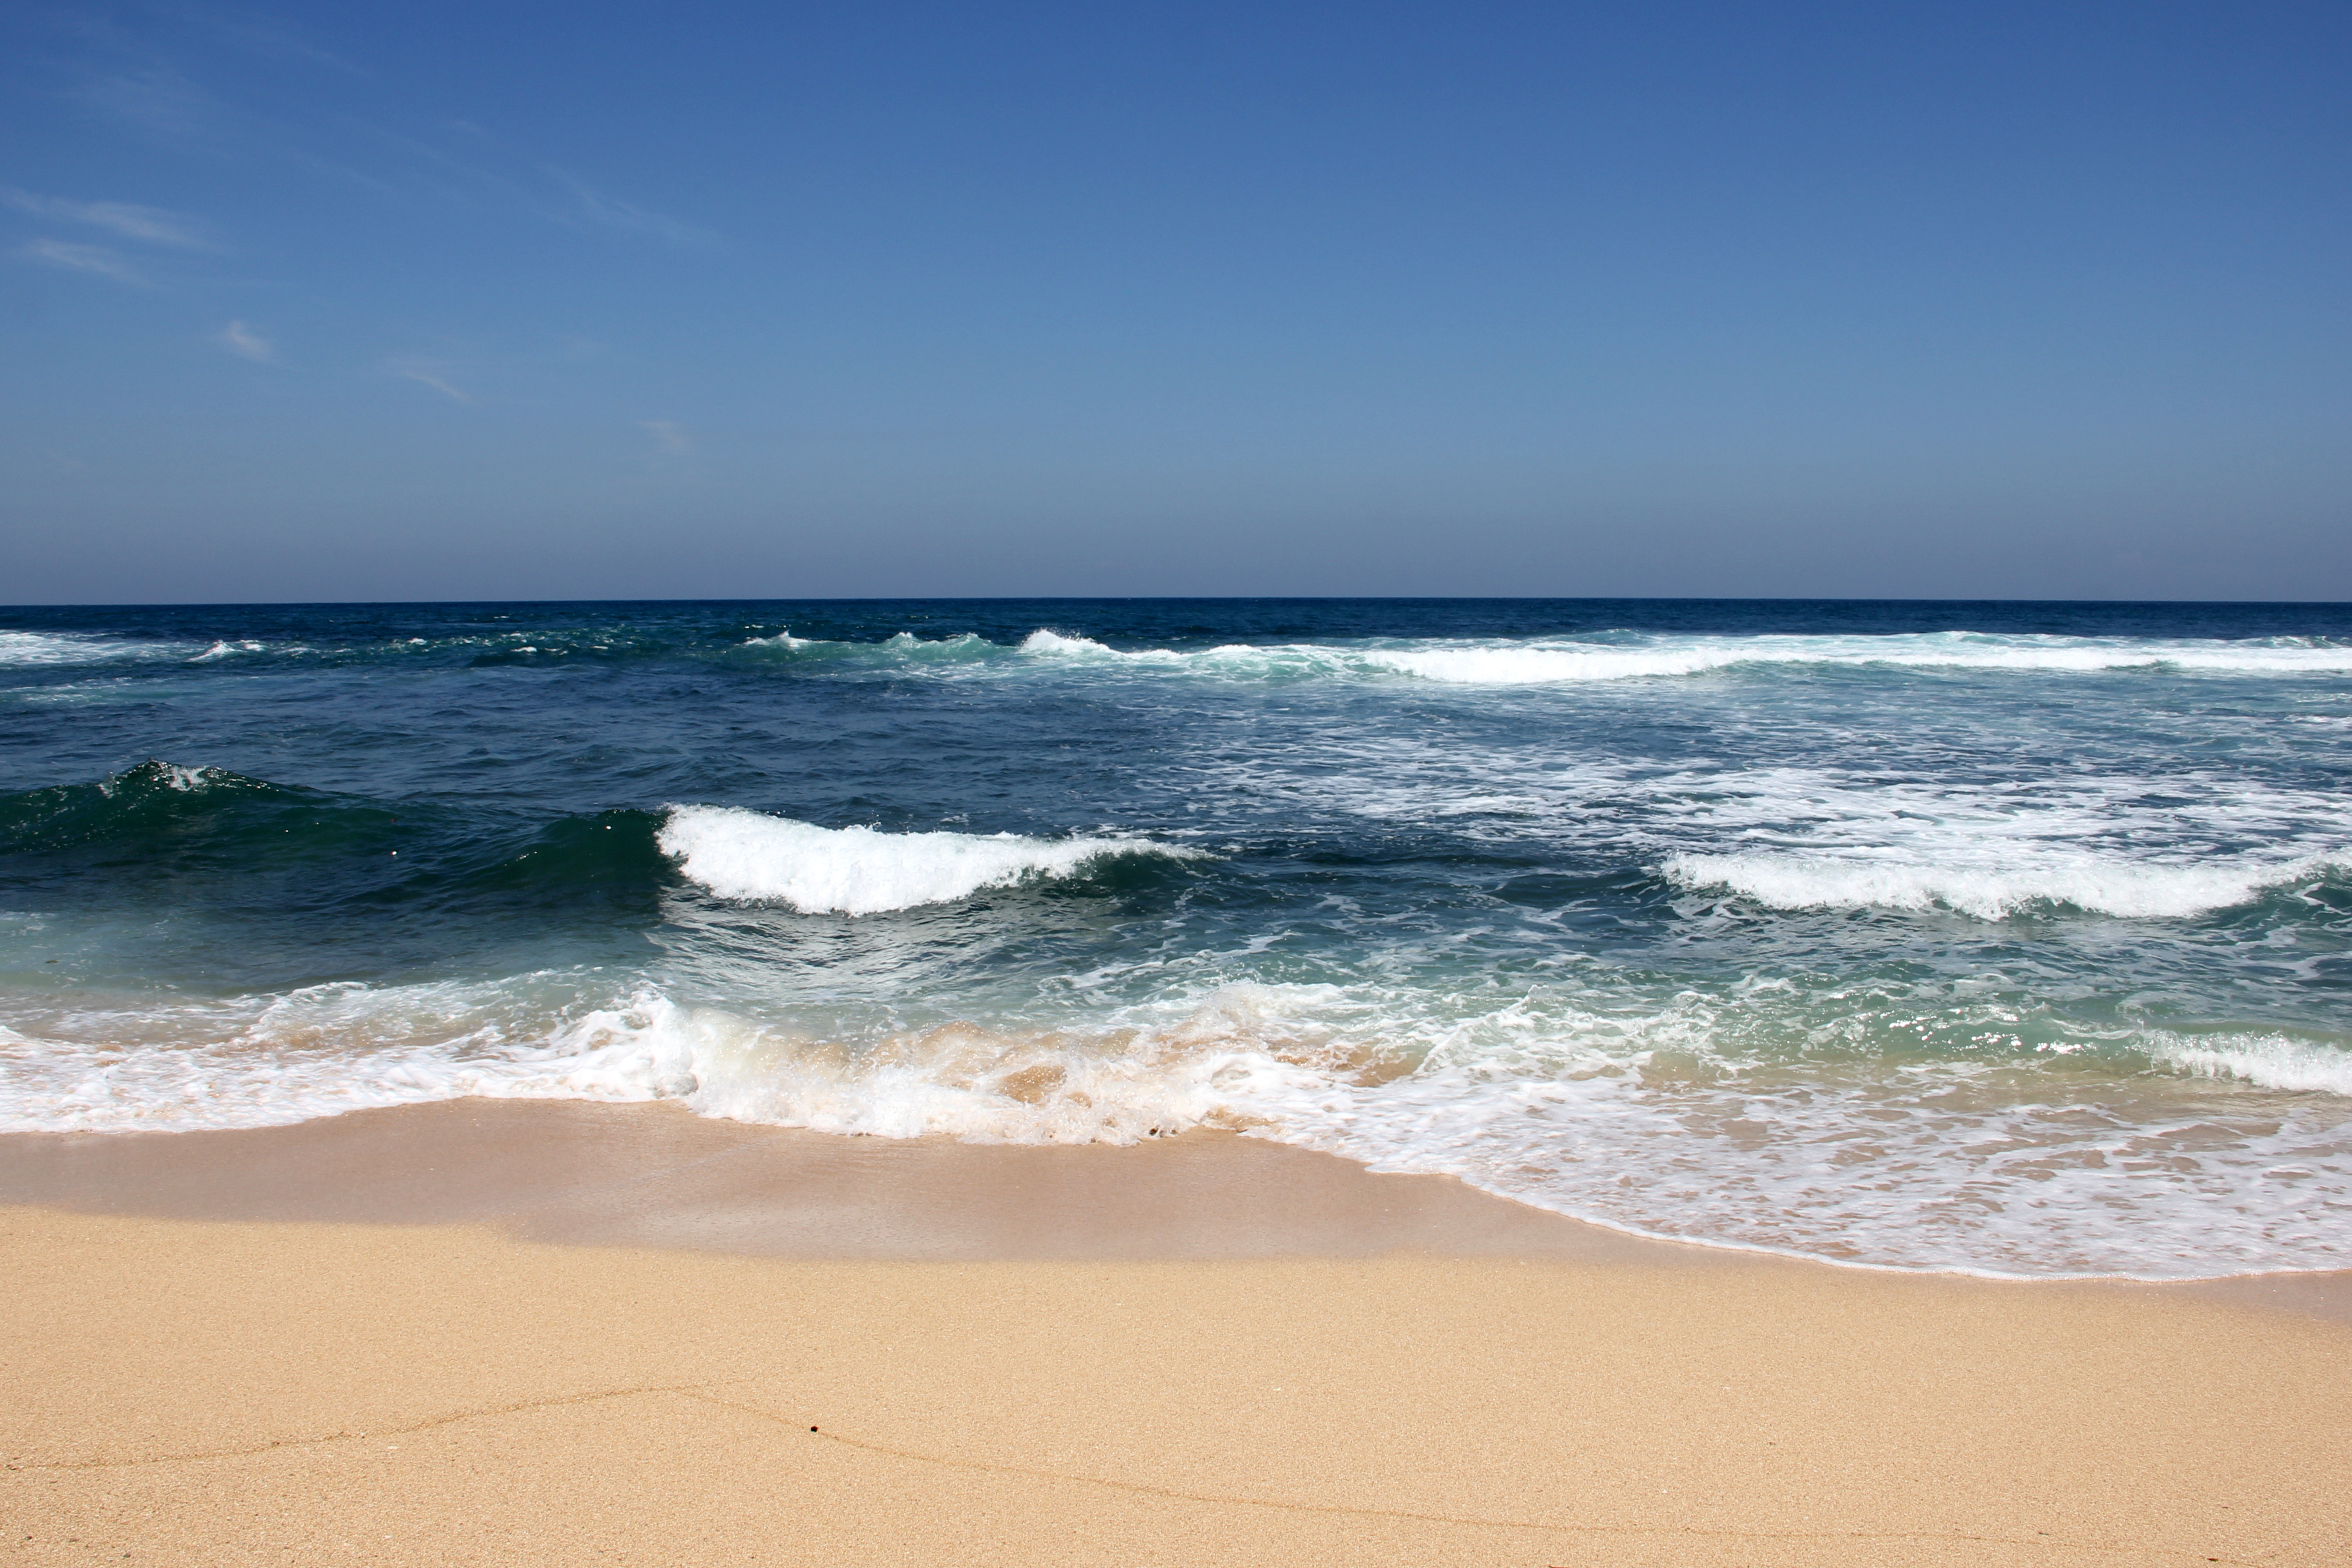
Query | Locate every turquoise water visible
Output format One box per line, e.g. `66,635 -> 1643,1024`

3,598 -> 2349,1277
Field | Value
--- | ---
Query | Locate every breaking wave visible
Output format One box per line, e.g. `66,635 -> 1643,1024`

16,620 -> 2347,686
1664,848 -> 2349,919
2154,1033 -> 2352,1097
1018,628 -> 2352,686
0,979 -> 1353,1142
657,805 -> 1207,914
0,630 -> 190,667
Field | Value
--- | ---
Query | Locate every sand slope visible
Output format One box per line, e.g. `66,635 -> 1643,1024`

5,1200 -> 2347,1567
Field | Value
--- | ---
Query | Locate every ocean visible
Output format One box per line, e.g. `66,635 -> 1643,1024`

3,597 -> 2348,1280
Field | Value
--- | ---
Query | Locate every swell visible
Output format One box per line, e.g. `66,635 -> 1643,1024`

0,765 -> 1200,922
0,762 -> 676,920
15,625 -> 2352,683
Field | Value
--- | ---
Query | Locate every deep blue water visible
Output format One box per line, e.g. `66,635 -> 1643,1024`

4,598 -> 2350,1277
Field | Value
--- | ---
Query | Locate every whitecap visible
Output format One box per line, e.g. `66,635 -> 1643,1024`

1019,628 -> 1120,657
657,805 -> 1207,914
1663,848 -> 2346,919
0,630 -> 183,667
2153,1033 -> 2352,1097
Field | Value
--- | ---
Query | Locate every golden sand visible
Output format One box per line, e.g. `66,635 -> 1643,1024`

2,1104 -> 2347,1566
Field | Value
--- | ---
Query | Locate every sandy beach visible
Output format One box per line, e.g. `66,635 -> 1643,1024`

2,1102 -> 2346,1567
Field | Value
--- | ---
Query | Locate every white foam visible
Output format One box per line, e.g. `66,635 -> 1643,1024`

0,978 -> 1332,1143
998,628 -> 2352,688
1019,628 -> 1123,657
1363,645 -> 1750,683
5,972 -> 2349,1277
706,628 -> 2352,688
0,630 -> 182,667
1257,1049 -> 2352,1279
2154,1034 -> 2352,1097
1361,632 -> 2352,686
1664,848 -> 2346,919
657,806 -> 1206,914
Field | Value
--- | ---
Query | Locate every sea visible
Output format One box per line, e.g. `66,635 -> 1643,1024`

3,598 -> 2349,1280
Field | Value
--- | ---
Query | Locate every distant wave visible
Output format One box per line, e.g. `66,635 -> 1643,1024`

18,622 -> 2348,684
732,629 -> 1004,668
0,630 -> 191,667
657,805 -> 1207,914
1013,628 -> 2352,685
1663,848 -> 2348,919
1362,632 -> 2352,685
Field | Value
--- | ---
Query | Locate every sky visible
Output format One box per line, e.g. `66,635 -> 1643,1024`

2,1 -> 2349,604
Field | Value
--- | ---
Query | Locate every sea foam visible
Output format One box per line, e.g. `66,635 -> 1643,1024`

1362,632 -> 2352,685
2152,1033 -> 2352,1097
714,627 -> 2352,689
657,806 -> 1205,913
0,977 -> 1340,1143
0,630 -> 185,667
7,972 -> 2347,1279
1663,848 -> 2347,919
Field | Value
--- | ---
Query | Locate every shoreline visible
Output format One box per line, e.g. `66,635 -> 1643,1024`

4,1096 -> 2349,1321
5,1099 -> 2350,1565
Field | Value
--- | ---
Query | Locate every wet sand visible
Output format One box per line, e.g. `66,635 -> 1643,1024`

3,1099 -> 2348,1565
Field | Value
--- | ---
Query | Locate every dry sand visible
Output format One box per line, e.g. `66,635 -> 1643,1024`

3,1101 -> 2348,1566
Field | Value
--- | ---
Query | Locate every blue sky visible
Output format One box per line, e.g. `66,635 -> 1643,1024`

3,1 -> 2348,603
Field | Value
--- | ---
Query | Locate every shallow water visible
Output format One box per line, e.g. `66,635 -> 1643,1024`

3,598 -> 2348,1278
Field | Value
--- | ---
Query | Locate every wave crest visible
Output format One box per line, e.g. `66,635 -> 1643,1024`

1663,849 -> 2346,919
2154,1034 -> 2352,1097
657,805 -> 1207,914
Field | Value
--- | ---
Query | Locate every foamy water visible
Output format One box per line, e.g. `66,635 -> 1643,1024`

4,599 -> 2350,1278
657,806 -> 1205,914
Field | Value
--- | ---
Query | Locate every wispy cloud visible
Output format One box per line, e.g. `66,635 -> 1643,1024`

16,238 -> 148,285
159,4 -> 358,71
217,320 -> 274,361
3,188 -> 213,248
73,69 -> 219,142
642,420 -> 692,456
386,355 -> 471,403
553,172 -> 717,248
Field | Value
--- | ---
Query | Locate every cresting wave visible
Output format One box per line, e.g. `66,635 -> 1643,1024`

13,622 -> 2350,683
814,627 -> 2352,685
656,805 -> 1207,914
1664,848 -> 2352,919
2156,1032 -> 2352,1098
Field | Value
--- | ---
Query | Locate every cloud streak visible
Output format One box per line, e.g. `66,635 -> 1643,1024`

553,172 -> 717,247
218,320 -> 274,361
72,69 -> 219,142
642,420 -> 692,455
160,3 -> 358,71
4,188 -> 213,248
387,356 -> 471,403
16,239 -> 148,285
